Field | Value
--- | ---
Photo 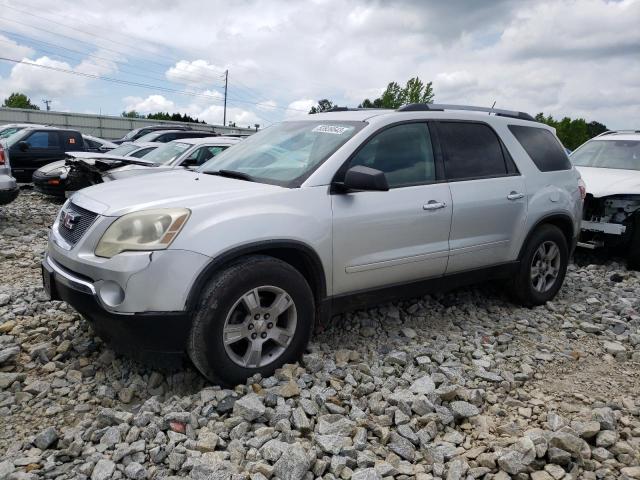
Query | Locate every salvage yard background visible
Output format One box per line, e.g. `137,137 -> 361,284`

0,191 -> 638,479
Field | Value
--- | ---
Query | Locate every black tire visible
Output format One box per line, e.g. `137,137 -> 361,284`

510,224 -> 569,307
627,215 -> 640,270
187,255 -> 314,385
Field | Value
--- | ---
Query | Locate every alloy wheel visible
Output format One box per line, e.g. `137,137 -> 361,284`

530,240 -> 561,293
222,285 -> 297,368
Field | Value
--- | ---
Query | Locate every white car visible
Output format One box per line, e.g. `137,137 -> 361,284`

571,130 -> 640,267
102,136 -> 242,181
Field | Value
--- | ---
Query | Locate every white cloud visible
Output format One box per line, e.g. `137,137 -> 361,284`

0,0 -> 638,128
123,94 -> 176,112
0,34 -> 33,59
166,60 -> 226,86
284,99 -> 314,119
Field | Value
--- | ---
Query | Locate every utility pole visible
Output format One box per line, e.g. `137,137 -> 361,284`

223,69 -> 228,127
42,99 -> 52,111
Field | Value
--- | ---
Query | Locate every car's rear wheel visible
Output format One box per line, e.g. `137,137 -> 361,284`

187,255 -> 314,385
510,224 -> 569,306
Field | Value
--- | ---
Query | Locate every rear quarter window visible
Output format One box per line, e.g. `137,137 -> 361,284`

508,125 -> 571,172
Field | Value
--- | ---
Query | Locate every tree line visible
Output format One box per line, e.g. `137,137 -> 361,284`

2,90 -> 610,149
121,110 -> 205,124
308,77 -> 610,150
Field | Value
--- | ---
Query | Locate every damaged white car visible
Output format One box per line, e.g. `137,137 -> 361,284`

571,130 -> 640,268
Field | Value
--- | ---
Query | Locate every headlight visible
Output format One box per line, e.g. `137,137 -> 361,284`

95,208 -> 190,258
49,166 -> 68,176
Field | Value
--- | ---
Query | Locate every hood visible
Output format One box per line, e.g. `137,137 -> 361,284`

71,169 -> 282,216
67,152 -> 155,165
576,166 -> 640,198
37,160 -> 69,174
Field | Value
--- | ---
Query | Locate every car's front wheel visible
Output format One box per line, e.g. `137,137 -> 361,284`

510,224 -> 569,306
188,255 -> 314,385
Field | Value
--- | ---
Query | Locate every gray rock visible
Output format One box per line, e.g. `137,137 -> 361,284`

388,432 -> 416,462
273,444 -> 311,480
450,401 -> 480,419
409,375 -> 436,395
233,393 -> 265,421
124,462 -> 148,480
0,346 -> 19,364
91,459 -> 116,480
317,414 -> 355,436
351,468 -> 382,480
33,426 -> 58,450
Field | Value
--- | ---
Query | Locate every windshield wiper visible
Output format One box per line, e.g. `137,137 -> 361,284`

202,169 -> 255,182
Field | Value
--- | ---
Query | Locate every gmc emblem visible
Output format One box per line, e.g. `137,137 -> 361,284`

62,211 -> 80,230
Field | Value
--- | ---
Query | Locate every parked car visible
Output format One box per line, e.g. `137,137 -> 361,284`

82,135 -> 117,153
135,129 -> 218,143
4,127 -> 85,182
42,104 -> 583,384
33,142 -> 158,197
570,130 -> 640,268
112,124 -> 195,144
0,123 -> 46,140
83,136 -> 242,183
0,142 -> 19,205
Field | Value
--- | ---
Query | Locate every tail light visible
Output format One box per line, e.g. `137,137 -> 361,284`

0,146 -> 4,166
578,178 -> 587,200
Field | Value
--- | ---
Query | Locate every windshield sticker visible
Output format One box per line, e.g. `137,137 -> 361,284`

312,125 -> 353,135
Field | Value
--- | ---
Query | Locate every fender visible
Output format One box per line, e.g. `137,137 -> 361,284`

185,239 -> 327,313
518,212 -> 576,259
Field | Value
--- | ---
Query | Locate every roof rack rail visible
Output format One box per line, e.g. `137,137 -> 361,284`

595,129 -> 640,137
397,103 -> 535,121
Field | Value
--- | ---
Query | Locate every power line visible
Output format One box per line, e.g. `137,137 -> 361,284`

0,34 -> 226,89
1,0 -> 329,101
0,56 -> 309,112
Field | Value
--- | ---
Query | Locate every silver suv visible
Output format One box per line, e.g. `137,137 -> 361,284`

42,104 -> 583,384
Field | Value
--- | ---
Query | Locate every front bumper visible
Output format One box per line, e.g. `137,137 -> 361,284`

42,253 -> 192,363
33,172 -> 66,197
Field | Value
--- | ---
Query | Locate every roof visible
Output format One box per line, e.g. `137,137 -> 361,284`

171,136 -> 242,146
592,132 -> 640,141
292,104 -> 538,124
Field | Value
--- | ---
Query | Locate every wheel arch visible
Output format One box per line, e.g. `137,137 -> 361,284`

518,213 -> 575,260
185,240 -> 327,314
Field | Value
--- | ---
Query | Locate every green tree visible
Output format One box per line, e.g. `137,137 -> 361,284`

359,76 -> 435,109
2,92 -> 40,110
121,110 -> 144,118
309,99 -> 335,114
534,112 -> 608,150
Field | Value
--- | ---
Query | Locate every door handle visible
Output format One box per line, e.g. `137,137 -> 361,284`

507,191 -> 524,201
423,200 -> 446,210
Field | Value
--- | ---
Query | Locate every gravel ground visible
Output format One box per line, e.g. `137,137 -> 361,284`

1,191 -> 639,480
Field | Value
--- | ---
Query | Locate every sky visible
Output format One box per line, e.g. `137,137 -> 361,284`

0,0 -> 638,129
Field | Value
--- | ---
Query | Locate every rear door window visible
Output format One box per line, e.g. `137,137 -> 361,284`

509,125 -> 571,171
24,131 -> 60,149
438,122 -> 510,181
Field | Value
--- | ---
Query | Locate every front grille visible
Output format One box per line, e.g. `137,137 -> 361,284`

57,202 -> 99,246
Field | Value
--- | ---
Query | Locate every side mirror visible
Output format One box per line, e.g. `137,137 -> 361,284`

18,141 -> 29,152
339,165 -> 389,192
182,158 -> 198,168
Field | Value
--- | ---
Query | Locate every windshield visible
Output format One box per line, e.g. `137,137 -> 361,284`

5,129 -> 30,147
571,139 -> 640,171
122,128 -> 144,141
0,126 -> 25,139
141,141 -> 191,164
109,143 -> 141,156
199,121 -> 365,186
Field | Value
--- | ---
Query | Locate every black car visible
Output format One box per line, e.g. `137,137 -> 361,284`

134,129 -> 218,143
5,127 -> 85,182
112,124 -> 194,144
